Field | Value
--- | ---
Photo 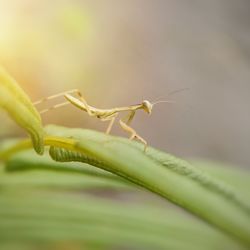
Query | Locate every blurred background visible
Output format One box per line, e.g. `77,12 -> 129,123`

0,0 -> 250,169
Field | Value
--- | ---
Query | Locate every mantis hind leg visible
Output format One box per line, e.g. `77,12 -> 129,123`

34,89 -> 82,114
34,89 -> 94,116
39,102 -> 70,114
119,119 -> 147,152
33,89 -> 79,106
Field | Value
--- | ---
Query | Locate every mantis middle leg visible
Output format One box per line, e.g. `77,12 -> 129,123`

100,113 -> 118,134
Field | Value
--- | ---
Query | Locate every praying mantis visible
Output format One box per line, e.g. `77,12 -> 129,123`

34,89 -> 185,151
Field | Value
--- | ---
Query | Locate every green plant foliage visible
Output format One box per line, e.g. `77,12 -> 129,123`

4,150 -> 130,190
1,126 -> 250,248
0,66 -> 44,154
0,71 -> 250,249
46,126 -> 250,248
0,158 -> 245,250
191,160 -> 250,198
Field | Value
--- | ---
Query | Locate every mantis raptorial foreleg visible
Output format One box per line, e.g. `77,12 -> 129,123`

119,118 -> 147,151
120,110 -> 148,150
126,110 -> 135,125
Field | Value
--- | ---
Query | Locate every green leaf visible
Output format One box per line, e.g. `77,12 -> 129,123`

0,189 -> 244,250
0,66 -> 44,154
45,125 -> 250,248
191,160 -> 250,199
1,125 -> 249,248
3,150 -> 131,190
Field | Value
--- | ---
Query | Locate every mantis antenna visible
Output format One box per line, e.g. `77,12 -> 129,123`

152,100 -> 176,106
153,87 -> 190,104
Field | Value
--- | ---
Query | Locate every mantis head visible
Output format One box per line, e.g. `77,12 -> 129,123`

142,99 -> 176,115
142,100 -> 153,114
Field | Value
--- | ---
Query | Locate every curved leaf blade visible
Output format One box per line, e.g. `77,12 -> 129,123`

45,125 -> 250,248
0,66 -> 44,154
1,125 -> 249,247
